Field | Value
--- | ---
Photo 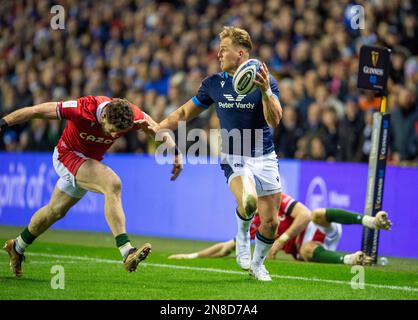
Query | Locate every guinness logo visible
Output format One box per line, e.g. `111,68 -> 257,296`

371,51 -> 379,67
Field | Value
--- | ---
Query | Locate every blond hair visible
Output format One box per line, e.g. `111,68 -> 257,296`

219,26 -> 253,51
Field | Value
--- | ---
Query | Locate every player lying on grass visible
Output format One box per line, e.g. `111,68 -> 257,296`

169,194 -> 392,265
0,96 -> 183,277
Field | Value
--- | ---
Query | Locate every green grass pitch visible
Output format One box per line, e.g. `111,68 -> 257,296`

1,226 -> 417,300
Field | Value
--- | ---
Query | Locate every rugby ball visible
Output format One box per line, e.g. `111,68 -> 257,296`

232,59 -> 261,95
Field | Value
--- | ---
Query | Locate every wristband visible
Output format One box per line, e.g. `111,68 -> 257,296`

278,233 -> 290,244
263,88 -> 273,98
0,118 -> 9,131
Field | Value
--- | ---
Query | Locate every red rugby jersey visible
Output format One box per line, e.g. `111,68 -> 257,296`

56,96 -> 144,161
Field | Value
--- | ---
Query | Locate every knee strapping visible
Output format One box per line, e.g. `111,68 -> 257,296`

241,176 -> 257,218
243,195 -> 257,218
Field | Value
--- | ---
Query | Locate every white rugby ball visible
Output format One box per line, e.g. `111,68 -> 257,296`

232,59 -> 261,95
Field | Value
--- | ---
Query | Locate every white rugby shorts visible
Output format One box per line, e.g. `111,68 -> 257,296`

220,151 -> 282,197
52,147 -> 88,199
301,221 -> 343,251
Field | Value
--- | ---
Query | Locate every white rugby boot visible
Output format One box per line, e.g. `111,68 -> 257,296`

235,234 -> 251,270
249,264 -> 272,281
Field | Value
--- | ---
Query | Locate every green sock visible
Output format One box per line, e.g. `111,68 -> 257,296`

15,227 -> 37,254
312,246 -> 345,264
115,233 -> 134,260
325,208 -> 363,225
115,233 -> 130,248
21,227 -> 37,244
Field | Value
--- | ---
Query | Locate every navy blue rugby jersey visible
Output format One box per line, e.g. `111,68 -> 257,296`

191,71 -> 280,156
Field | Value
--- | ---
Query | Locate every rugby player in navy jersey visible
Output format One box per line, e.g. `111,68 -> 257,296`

144,26 -> 283,281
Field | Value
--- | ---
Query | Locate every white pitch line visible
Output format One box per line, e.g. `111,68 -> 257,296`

143,262 -> 418,293
26,261 -> 79,265
1,251 -> 418,293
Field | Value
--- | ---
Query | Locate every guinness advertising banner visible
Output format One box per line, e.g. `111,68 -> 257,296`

357,45 -> 391,93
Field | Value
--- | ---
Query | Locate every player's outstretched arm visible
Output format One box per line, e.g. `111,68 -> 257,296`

253,62 -> 283,128
136,112 -> 183,181
0,102 -> 58,132
160,99 -> 206,131
268,202 -> 311,259
286,202 -> 312,240
135,98 -> 205,140
137,99 -> 205,136
168,240 -> 235,259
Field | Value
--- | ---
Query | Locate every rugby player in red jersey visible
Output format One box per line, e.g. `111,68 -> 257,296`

168,194 -> 391,266
0,96 -> 183,277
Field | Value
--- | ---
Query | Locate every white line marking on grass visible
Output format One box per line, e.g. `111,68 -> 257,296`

1,251 -> 417,293
27,261 -> 79,265
145,263 -> 418,293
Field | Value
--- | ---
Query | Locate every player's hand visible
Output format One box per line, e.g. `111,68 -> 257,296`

267,236 -> 287,259
267,247 -> 279,260
135,119 -> 160,136
171,153 -> 183,181
253,62 -> 270,93
267,244 -> 281,260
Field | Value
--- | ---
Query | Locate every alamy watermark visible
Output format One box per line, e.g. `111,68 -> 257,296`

51,265 -> 65,290
349,5 -> 365,30
154,121 -> 266,165
350,265 -> 365,289
50,5 -> 65,30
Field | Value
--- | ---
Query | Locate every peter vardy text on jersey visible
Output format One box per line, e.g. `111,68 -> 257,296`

218,102 -> 255,109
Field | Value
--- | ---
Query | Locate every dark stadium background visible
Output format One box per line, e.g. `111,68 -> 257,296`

0,0 -> 416,164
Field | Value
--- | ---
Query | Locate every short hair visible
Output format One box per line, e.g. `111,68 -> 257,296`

105,98 -> 134,130
219,26 -> 253,51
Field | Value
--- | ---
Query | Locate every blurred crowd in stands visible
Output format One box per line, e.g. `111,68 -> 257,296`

0,0 -> 417,165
